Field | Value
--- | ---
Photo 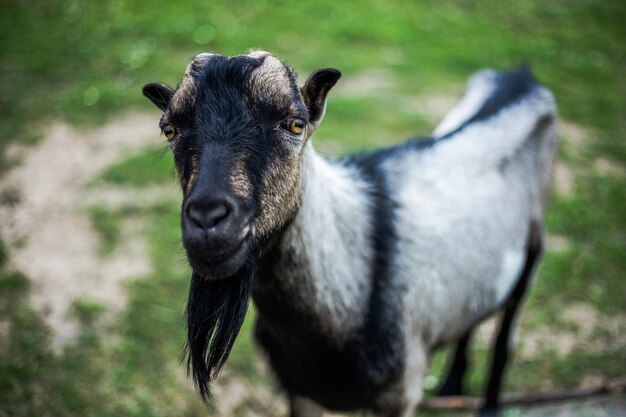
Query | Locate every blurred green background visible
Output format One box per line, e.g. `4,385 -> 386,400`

0,1 -> 624,416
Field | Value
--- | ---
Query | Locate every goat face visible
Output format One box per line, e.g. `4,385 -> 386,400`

143,51 -> 341,400
143,51 -> 340,281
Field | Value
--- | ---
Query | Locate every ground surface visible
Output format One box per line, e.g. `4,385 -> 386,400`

0,108 -> 623,416
0,1 -> 624,416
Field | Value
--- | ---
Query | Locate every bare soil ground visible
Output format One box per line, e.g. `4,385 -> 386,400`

0,112 -> 175,347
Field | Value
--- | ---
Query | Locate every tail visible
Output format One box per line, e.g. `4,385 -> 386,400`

432,65 -> 557,168
435,65 -> 542,138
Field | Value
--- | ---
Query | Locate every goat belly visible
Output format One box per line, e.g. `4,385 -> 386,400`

254,316 -> 403,411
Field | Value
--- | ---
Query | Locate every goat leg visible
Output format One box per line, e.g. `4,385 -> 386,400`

479,222 -> 543,417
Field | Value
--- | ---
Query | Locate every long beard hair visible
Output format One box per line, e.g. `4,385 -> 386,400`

184,258 -> 255,402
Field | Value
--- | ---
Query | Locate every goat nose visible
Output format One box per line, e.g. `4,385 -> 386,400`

187,200 -> 232,230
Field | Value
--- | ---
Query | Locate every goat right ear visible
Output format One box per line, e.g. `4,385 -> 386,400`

302,68 -> 342,126
142,82 -> 175,112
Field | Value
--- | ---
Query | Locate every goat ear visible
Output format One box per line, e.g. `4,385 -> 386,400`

142,82 -> 175,112
302,68 -> 342,125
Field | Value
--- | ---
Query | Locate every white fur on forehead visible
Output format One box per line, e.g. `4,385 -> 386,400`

172,53 -> 219,112
254,55 -> 287,76
247,52 -> 297,104
185,52 -> 218,75
247,49 -> 274,59
246,50 -> 287,74
195,52 -> 218,61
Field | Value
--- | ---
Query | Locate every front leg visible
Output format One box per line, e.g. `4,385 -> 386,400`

290,395 -> 324,417
375,340 -> 426,417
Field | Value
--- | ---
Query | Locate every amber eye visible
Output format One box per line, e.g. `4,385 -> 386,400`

282,117 -> 306,135
162,124 -> 177,140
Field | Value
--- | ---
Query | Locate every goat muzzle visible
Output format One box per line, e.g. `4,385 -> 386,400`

182,193 -> 254,280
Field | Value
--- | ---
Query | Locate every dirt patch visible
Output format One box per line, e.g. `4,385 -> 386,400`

519,304 -> 626,358
558,120 -> 589,153
456,301 -> 624,362
80,184 -> 179,209
213,376 -> 287,417
547,233 -> 573,253
594,157 -> 625,177
554,160 -> 576,196
0,112 -> 174,347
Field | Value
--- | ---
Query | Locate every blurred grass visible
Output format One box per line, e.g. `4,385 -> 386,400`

1,0 -> 624,153
0,0 -> 624,416
96,146 -> 175,188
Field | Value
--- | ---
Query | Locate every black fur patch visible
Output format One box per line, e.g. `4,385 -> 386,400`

344,145 -> 406,387
190,56 -> 263,142
439,65 -> 538,139
350,136 -> 436,163
252,146 -> 412,411
185,260 -> 255,402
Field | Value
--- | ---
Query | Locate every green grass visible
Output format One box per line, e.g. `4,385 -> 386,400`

1,0 -> 625,415
2,1 -> 624,152
97,146 -> 175,188
0,208 -> 208,417
88,206 -> 122,255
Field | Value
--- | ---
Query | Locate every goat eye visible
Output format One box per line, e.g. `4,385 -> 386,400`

162,125 -> 177,140
281,117 -> 306,135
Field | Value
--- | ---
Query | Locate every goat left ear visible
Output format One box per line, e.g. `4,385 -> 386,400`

301,68 -> 342,125
143,82 -> 175,112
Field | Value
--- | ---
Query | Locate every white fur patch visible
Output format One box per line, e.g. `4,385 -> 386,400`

194,52 -> 217,60
247,49 -> 272,59
433,70 -> 498,137
382,80 -> 556,346
433,88 -> 556,169
281,144 -> 374,338
399,333 -> 427,416
495,249 -> 526,306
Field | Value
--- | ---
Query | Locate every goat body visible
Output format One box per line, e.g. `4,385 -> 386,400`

143,52 -> 558,417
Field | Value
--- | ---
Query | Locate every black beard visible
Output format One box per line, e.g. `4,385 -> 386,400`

184,259 -> 255,401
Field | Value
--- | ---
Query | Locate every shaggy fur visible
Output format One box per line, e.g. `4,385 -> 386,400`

143,51 -> 558,417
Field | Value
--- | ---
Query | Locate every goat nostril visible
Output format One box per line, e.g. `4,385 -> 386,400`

188,202 -> 231,229
205,204 -> 230,228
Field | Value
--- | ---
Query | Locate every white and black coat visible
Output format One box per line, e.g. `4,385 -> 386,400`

143,51 -> 558,417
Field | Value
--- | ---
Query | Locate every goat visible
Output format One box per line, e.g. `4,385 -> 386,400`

142,51 -> 558,417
